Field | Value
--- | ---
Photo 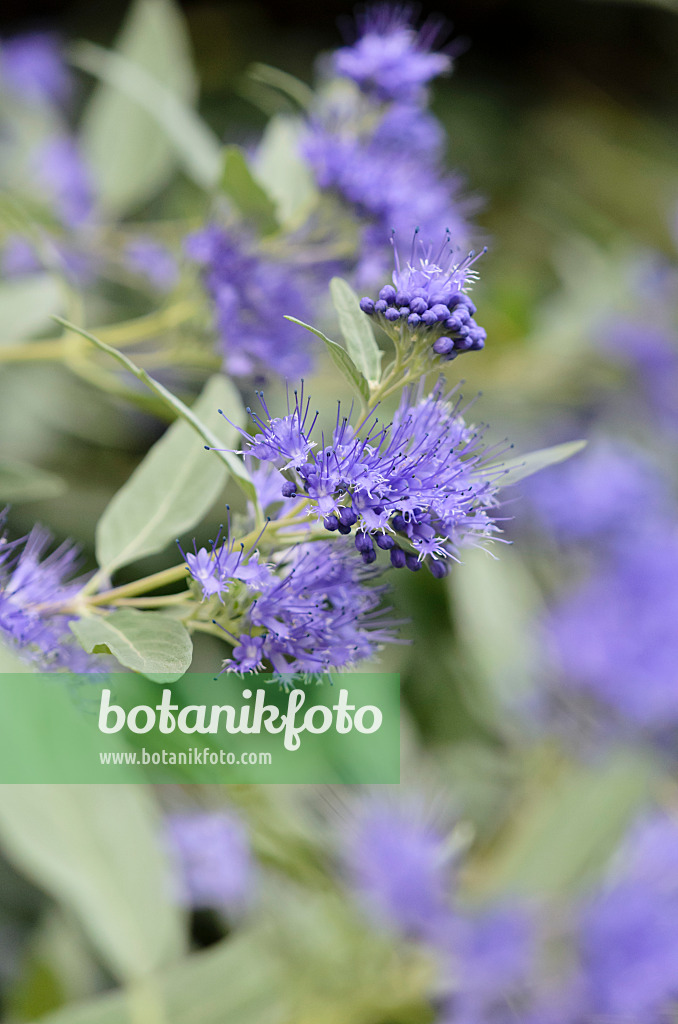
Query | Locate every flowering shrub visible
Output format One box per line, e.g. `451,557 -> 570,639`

0,2 -> 676,1024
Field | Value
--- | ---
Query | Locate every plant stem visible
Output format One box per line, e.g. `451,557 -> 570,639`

0,301 -> 197,365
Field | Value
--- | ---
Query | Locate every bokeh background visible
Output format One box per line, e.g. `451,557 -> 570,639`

1,0 -> 678,1021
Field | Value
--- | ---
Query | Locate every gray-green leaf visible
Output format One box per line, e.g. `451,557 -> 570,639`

285,316 -> 369,402
0,459 -> 66,502
0,274 -> 64,343
220,145 -> 278,236
75,1 -> 220,205
39,930 -> 283,1024
95,374 -> 241,575
330,277 -> 382,385
253,116 -> 318,229
494,440 -> 587,487
70,609 -> 192,682
0,785 -> 185,982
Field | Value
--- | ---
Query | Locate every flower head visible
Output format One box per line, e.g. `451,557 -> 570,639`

525,438 -> 669,544
180,514 -> 273,602
34,135 -> 95,228
1,32 -> 72,107
166,811 -> 253,914
224,540 -> 398,675
0,236 -> 41,277
333,5 -> 452,103
545,524 -> 678,733
343,798 -> 454,939
360,233 -> 487,361
185,225 -> 312,381
0,512 -> 103,670
235,378 -> 502,577
577,812 -> 678,1020
124,238 -> 178,291
303,117 -> 472,284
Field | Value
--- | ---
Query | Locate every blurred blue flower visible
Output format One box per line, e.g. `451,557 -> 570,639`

333,5 -> 452,104
34,135 -> 95,228
185,224 -> 312,381
438,906 -> 535,1024
546,526 -> 678,730
601,316 -> 678,434
0,512 -> 103,671
0,32 -> 71,107
525,438 -> 669,544
343,800 -> 454,939
124,238 -> 178,292
578,814 -> 678,1019
166,811 -> 253,914
0,235 -> 41,277
303,111 -> 471,283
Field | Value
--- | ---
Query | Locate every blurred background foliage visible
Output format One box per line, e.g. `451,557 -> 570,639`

1,0 -> 678,1021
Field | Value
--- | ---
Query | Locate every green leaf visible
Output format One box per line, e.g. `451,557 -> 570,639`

38,931 -> 284,1024
253,116 -> 318,229
70,609 -> 192,682
0,459 -> 67,502
0,274 -> 64,343
329,277 -> 382,385
75,7 -> 220,206
494,439 -> 587,487
448,547 -> 542,728
246,62 -> 314,110
284,316 -> 369,402
474,750 -> 653,898
0,785 -> 185,982
53,318 -> 257,502
220,146 -> 278,235
94,374 -> 243,575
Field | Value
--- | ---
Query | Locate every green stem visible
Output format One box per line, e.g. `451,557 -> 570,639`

80,513 -> 313,608
87,564 -> 190,605
0,302 -> 198,365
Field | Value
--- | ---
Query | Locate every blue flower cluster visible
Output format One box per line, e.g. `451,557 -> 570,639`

343,799 -> 534,1023
343,797 -> 678,1024
302,6 -> 472,282
237,378 -> 501,577
185,225 -> 313,381
166,811 -> 253,916
546,524 -> 678,734
360,235 -> 487,360
186,533 -> 396,675
333,5 -> 452,103
0,512 -> 102,671
0,31 -> 71,108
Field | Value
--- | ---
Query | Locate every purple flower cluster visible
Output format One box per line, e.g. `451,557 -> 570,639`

333,5 -> 452,103
302,8 -> 472,283
343,799 -> 534,1021
343,800 -> 678,1024
0,512 -> 102,671
237,378 -> 501,576
0,32 -> 72,108
570,811 -> 678,1022
166,811 -> 253,914
360,235 -> 487,360
545,525 -> 678,732
525,438 -> 668,544
184,526 -> 397,675
185,225 -> 312,381
34,135 -> 96,229
124,238 -> 178,292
